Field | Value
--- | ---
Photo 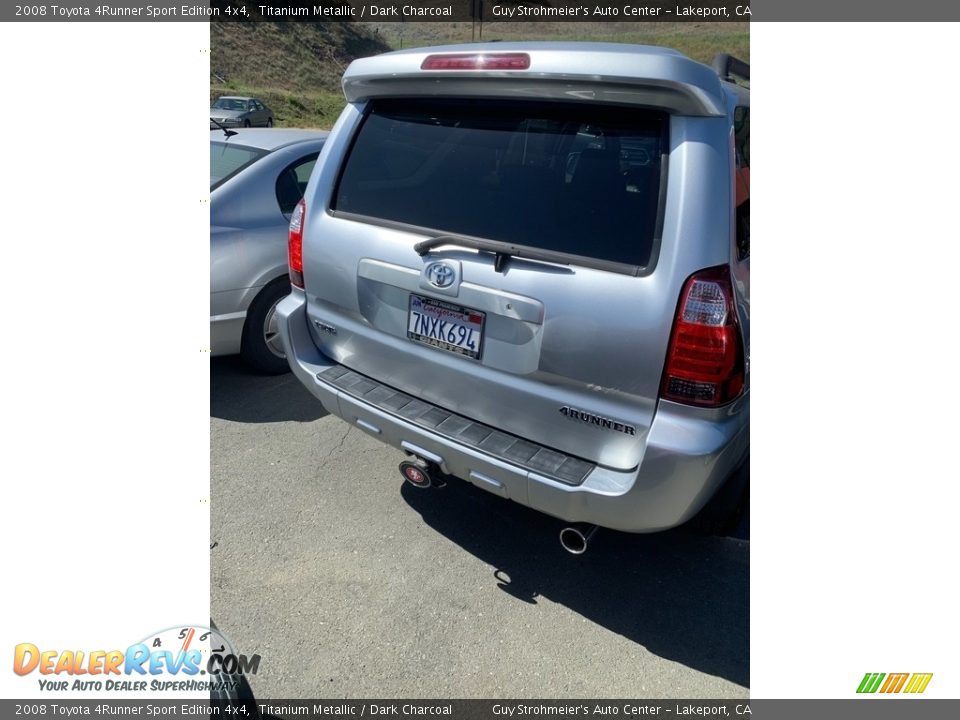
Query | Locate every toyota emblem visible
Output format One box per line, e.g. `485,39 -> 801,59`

425,262 -> 456,289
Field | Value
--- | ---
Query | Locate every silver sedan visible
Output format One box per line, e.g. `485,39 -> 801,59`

211,129 -> 328,373
210,96 -> 273,128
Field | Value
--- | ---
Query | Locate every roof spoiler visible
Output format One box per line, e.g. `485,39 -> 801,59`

343,46 -> 729,116
713,54 -> 750,83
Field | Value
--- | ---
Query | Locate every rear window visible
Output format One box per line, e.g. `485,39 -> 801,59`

212,98 -> 245,111
210,142 -> 266,189
333,99 -> 666,269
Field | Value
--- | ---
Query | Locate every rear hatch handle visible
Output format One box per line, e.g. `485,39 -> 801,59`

414,234 -> 572,274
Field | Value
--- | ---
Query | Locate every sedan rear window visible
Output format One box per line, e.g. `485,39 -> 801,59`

210,142 -> 266,189
213,98 -> 246,111
334,99 -> 666,269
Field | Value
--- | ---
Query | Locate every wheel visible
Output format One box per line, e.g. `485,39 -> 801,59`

240,278 -> 292,374
266,117 -> 273,128
243,119 -> 251,128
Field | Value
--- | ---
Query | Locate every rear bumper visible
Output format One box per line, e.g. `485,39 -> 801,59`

278,291 -> 749,533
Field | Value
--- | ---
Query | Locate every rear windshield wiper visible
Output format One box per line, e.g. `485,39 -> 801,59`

414,234 -> 572,273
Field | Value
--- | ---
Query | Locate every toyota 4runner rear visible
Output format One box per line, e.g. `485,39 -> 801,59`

278,43 -> 750,538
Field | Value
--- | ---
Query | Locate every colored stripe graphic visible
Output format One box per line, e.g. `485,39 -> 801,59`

880,673 -> 909,693
858,672 -> 933,694
857,673 -> 885,693
903,673 -> 933,694
180,628 -> 195,653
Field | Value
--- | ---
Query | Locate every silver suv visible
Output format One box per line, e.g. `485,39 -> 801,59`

279,43 -> 750,549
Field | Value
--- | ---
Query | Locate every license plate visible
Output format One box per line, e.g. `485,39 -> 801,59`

407,294 -> 485,360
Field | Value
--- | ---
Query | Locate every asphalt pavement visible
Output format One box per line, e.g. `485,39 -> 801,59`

211,357 -> 749,699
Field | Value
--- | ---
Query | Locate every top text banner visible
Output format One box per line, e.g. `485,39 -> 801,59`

9,0 -> 960,22
4,0 -> 960,21
7,0 -> 753,22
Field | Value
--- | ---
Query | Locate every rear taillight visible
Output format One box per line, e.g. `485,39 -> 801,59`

420,53 -> 530,71
288,198 -> 305,289
661,266 -> 745,407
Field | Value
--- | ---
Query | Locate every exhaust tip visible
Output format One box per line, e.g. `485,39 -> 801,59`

559,524 -> 597,555
399,460 -> 432,489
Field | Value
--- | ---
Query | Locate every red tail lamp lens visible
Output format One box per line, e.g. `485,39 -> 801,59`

662,266 -> 745,407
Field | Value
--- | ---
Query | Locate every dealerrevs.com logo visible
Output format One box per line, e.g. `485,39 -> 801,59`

857,672 -> 933,694
13,625 -> 260,692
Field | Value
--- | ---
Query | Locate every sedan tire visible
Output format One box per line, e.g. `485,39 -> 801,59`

240,277 -> 292,375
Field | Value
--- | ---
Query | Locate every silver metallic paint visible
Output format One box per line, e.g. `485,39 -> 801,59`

281,45 -> 749,531
209,130 -> 328,356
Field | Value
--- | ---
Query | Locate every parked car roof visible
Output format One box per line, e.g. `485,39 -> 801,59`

210,128 -> 330,152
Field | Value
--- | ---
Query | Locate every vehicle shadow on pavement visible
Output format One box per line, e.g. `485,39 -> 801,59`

210,358 -> 328,424
401,479 -> 749,689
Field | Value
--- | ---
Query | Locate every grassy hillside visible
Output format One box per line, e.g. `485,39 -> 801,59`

211,21 -> 749,130
210,22 -> 391,128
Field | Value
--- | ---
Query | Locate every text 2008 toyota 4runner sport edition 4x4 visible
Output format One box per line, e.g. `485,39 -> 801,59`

278,43 -> 750,552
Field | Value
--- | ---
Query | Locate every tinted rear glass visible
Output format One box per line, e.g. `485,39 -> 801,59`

334,99 -> 666,268
210,142 -> 266,189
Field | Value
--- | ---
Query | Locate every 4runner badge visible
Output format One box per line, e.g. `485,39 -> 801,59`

560,406 -> 637,436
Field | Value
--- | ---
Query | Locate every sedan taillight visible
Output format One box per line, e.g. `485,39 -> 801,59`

288,198 -> 305,289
